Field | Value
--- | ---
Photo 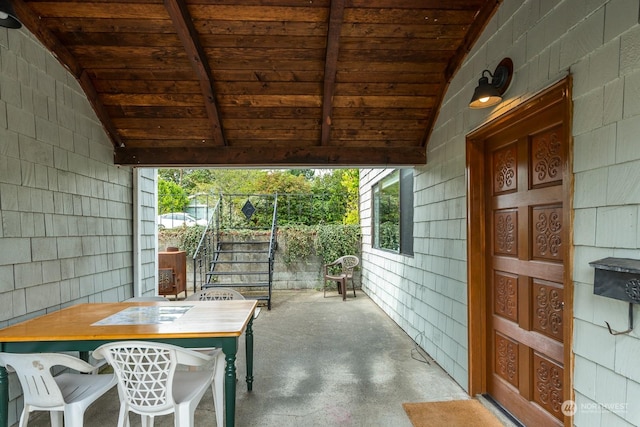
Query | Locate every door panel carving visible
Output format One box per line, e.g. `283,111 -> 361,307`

494,271 -> 518,322
494,209 -> 518,256
531,126 -> 563,188
495,332 -> 519,387
532,205 -> 563,261
532,280 -> 564,342
493,143 -> 518,194
533,352 -> 564,420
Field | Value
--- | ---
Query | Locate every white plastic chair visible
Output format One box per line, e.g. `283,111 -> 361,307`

187,287 -> 261,318
93,341 -> 224,427
187,288 -> 245,301
0,352 -> 116,427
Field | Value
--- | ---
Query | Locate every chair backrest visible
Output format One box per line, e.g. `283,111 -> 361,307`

186,287 -> 245,301
337,255 -> 359,275
92,341 -> 180,414
0,352 -> 96,408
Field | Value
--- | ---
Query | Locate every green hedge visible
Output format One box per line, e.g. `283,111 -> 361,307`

160,224 -> 362,266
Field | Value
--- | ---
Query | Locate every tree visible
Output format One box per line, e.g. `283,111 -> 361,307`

289,169 -> 315,180
310,169 -> 360,224
156,168 -> 360,225
254,170 -> 312,194
158,169 -> 185,185
158,179 -> 189,214
341,169 -> 360,224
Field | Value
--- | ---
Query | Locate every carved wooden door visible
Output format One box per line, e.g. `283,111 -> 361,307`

485,104 -> 568,426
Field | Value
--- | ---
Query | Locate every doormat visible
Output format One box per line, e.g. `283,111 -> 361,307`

402,399 -> 504,427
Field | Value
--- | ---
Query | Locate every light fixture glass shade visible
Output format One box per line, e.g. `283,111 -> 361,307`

0,0 -> 21,29
469,76 -> 502,109
469,59 -> 513,109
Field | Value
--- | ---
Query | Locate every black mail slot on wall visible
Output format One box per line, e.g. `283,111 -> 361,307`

589,257 -> 640,304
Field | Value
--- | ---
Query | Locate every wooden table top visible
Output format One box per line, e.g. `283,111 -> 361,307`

0,300 -> 257,342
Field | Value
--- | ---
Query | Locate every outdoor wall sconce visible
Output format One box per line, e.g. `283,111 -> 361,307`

0,0 -> 21,29
469,58 -> 513,109
589,257 -> 640,335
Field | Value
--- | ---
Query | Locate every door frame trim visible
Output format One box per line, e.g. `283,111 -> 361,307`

466,78 -> 574,426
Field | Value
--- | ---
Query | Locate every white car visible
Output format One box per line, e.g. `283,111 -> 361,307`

157,212 -> 208,229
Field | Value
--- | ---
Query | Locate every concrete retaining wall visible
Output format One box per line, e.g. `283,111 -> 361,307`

159,230 -> 361,290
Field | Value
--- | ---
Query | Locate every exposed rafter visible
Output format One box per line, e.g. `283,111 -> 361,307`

319,0 -> 345,146
420,0 -> 502,148
114,145 -> 426,167
15,0 -> 497,167
164,0 -> 226,146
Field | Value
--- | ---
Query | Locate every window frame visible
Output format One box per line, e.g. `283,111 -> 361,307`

372,169 -> 414,256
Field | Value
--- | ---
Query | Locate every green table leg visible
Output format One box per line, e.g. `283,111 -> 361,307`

246,317 -> 254,391
223,341 -> 238,427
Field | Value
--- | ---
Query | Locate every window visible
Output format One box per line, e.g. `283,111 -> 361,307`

372,169 -> 414,255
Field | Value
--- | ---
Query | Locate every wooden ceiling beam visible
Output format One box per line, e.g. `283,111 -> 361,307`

164,0 -> 227,146
13,0 -> 124,149
14,0 -> 497,167
420,0 -> 502,148
114,145 -> 426,167
320,0 -> 345,146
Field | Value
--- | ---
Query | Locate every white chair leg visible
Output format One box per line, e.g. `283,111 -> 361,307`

64,406 -> 86,427
174,407 -> 195,427
49,410 -> 63,427
213,352 -> 225,427
117,405 -> 129,427
18,408 -> 30,427
141,414 -> 155,427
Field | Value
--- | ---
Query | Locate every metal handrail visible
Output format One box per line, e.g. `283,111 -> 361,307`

267,194 -> 278,308
190,193 -> 278,308
191,195 -> 221,293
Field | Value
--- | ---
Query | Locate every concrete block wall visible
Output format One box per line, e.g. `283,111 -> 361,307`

0,25 -> 144,318
0,27 -> 136,325
568,1 -> 640,424
360,1 -> 640,425
159,229 -> 361,290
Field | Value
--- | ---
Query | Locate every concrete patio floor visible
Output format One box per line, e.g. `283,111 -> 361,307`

28,289 -> 515,426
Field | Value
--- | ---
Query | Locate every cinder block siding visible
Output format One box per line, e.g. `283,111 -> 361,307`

0,24 -> 157,427
0,31 -> 145,316
568,1 -> 640,424
360,1 -> 640,425
135,168 -> 159,297
360,165 -> 469,389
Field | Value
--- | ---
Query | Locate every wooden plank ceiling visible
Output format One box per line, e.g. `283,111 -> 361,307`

15,0 -> 499,167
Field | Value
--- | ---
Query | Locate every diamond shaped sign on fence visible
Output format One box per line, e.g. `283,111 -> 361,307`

242,199 -> 256,220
